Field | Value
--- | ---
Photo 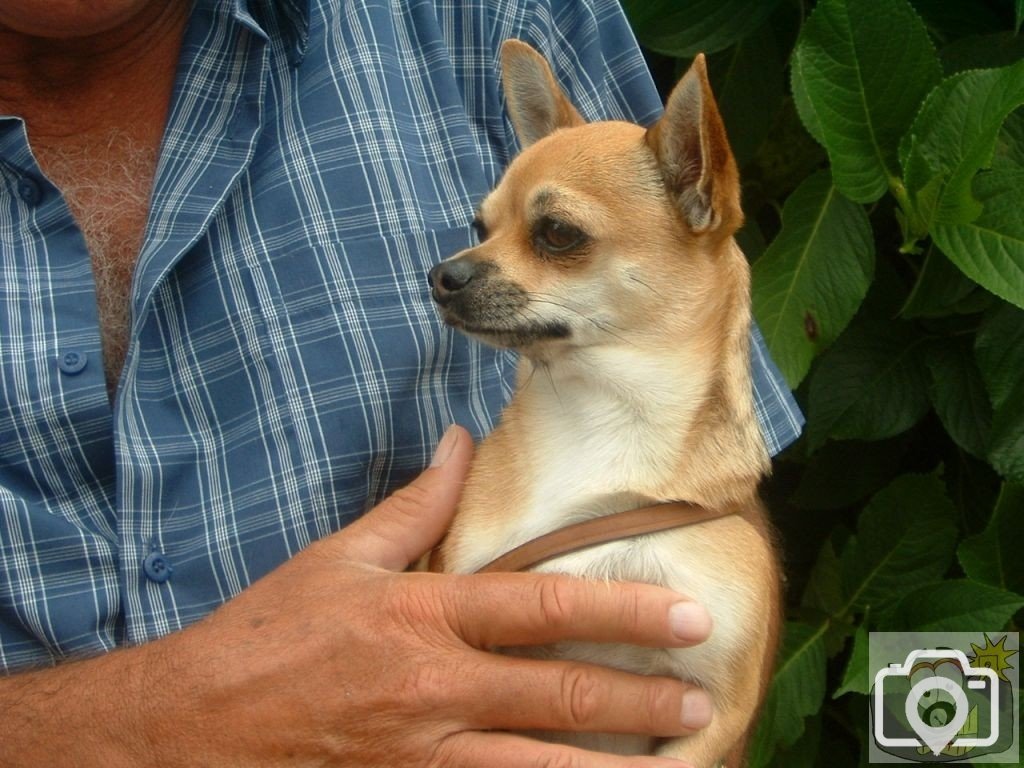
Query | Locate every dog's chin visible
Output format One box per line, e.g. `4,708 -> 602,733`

441,312 -> 571,352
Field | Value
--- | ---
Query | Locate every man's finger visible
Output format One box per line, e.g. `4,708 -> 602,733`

442,572 -> 713,649
452,651 -> 714,737
437,730 -> 695,768
335,425 -> 473,570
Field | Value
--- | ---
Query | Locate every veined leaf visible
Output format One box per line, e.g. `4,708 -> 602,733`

833,623 -> 870,698
944,448 -> 1003,535
806,320 -> 930,450
900,60 -> 1024,237
619,0 -> 782,57
958,483 -> 1024,595
878,579 -> 1024,632
802,539 -> 843,616
791,0 -> 941,202
925,341 -> 993,459
989,397 -> 1024,484
790,438 -> 905,511
975,298 -> 1024,410
762,714 -> 822,768
931,169 -> 1024,309
995,110 -> 1024,171
747,620 -> 828,766
974,302 -> 1024,482
751,171 -> 874,388
839,473 -> 957,614
899,245 -> 981,319
800,538 -> 858,657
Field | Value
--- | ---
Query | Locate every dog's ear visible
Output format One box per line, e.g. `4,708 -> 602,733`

645,54 -> 742,235
501,39 -> 585,148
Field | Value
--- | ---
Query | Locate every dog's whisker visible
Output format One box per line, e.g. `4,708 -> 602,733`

626,274 -> 662,296
518,358 -> 541,393
540,360 -> 564,408
526,294 -> 634,345
527,292 -> 629,332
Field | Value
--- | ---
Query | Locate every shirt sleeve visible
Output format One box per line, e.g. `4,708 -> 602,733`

504,0 -> 805,455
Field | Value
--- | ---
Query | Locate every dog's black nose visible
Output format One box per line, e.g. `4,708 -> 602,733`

428,259 -> 476,305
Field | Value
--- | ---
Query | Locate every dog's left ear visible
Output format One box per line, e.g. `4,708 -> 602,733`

646,54 -> 742,235
501,39 -> 585,148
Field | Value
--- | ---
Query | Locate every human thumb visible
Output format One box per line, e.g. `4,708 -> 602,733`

335,425 -> 473,571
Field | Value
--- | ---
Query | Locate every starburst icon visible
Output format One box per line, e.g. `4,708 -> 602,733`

969,634 -> 1017,684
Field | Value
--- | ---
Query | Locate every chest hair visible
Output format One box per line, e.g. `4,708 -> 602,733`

36,131 -> 158,400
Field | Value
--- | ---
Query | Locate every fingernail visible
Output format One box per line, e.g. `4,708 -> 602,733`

430,426 -> 459,467
668,601 -> 713,642
680,689 -> 713,730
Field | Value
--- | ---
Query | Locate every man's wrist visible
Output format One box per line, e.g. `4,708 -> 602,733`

0,634 -> 196,767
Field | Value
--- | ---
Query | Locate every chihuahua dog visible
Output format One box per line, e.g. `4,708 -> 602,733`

427,40 -> 780,767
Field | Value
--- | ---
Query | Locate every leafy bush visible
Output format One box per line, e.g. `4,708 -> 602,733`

620,0 -> 1024,764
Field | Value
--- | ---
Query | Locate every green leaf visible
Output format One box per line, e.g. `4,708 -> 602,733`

748,620 -> 828,766
958,483 -> 1024,594
751,171 -> 874,388
839,473 -> 958,614
806,320 -> 930,450
790,438 -> 905,511
748,99 -> 829,204
975,303 -> 1024,482
619,0 -> 782,57
801,539 -> 864,658
925,340 -> 993,459
931,169 -> 1024,309
989,396 -> 1024,484
791,0 -> 941,202
1017,0 -> 1024,33
762,714 -> 823,768
943,448 -> 1003,534
735,218 -> 767,263
878,579 -> 1024,631
975,300 -> 1024,409
995,110 -> 1024,171
900,60 -> 1024,237
802,539 -> 844,616
833,623 -> 870,698
899,245 -> 982,319
709,22 -> 785,167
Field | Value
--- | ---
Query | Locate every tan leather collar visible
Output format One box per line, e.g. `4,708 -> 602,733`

429,501 -> 735,574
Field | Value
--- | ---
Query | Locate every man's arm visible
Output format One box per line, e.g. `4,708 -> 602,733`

1,427 -> 713,768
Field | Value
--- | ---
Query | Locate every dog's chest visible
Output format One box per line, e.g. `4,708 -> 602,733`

517,373 -> 690,526
532,525 -> 757,683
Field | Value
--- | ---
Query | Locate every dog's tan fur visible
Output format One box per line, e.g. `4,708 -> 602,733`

429,41 -> 781,766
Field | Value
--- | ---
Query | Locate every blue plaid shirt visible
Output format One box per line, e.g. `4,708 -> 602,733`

0,0 -> 802,671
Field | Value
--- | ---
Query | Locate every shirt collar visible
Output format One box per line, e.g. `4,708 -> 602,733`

231,0 -> 310,67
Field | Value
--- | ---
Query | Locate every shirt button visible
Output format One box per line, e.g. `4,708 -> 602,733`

16,177 -> 42,206
143,551 -> 173,584
58,350 -> 88,375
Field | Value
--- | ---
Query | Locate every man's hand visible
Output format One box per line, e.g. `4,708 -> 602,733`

1,426 -> 714,768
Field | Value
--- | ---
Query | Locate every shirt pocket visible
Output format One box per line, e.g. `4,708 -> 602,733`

244,224 -> 516,512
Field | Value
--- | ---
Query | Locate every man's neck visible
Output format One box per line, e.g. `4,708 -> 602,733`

0,2 -> 189,140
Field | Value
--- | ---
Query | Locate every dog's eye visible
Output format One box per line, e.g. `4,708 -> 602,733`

535,218 -> 586,254
471,217 -> 489,242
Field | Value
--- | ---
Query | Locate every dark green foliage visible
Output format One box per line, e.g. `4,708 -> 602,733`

621,0 -> 1024,762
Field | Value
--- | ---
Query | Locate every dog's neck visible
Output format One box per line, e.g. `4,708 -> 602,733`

511,240 -> 768,521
